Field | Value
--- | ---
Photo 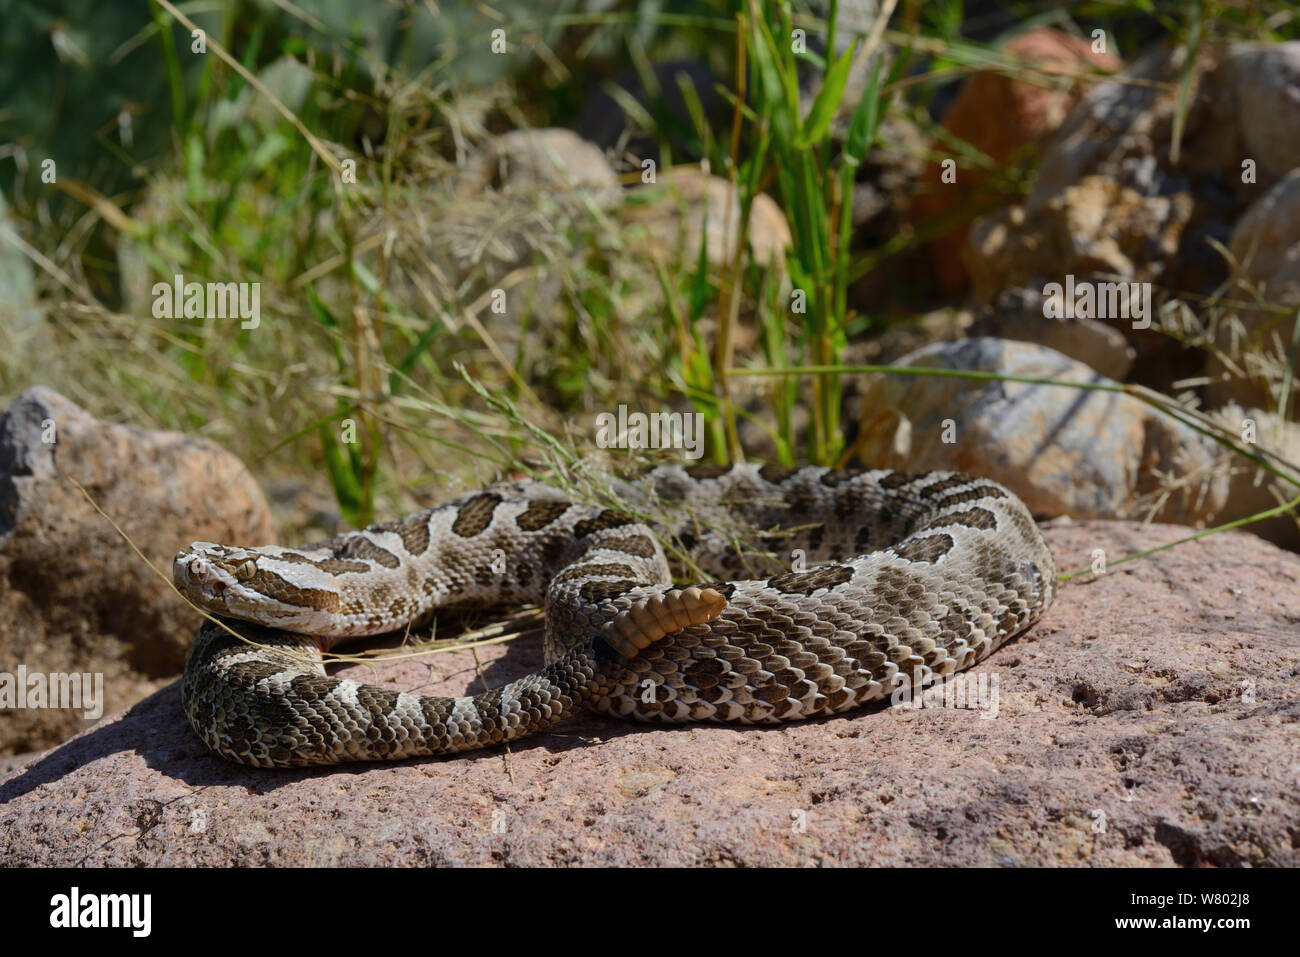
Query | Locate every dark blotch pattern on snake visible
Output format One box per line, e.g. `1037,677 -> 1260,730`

175,467 -> 1055,767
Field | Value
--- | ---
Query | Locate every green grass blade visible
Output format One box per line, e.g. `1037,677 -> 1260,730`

799,41 -> 858,148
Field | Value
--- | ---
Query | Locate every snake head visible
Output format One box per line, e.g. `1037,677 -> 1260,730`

174,543 -> 263,613
174,541 -> 344,635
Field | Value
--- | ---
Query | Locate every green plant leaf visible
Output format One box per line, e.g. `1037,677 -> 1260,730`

318,423 -> 364,526
687,210 -> 713,322
392,310 -> 450,390
748,1 -> 798,146
799,40 -> 857,148
306,285 -> 348,376
842,58 -> 883,168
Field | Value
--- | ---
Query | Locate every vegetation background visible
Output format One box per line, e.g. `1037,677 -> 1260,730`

2,0 -> 1296,559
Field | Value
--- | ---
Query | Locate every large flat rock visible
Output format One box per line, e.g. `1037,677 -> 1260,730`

2,520 -> 1296,866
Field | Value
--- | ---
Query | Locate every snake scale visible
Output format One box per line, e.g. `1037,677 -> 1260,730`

175,465 -> 1055,767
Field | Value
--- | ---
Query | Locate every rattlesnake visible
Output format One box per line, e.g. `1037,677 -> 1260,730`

176,465 -> 1055,767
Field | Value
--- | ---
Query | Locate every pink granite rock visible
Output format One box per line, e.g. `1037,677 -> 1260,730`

1,520 -> 1296,866
0,386 -> 275,755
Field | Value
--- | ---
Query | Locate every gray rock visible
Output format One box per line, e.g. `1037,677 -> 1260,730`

1215,42 -> 1300,184
1028,46 -> 1201,211
1206,169 -> 1300,412
1230,167 -> 1300,287
848,338 -> 1228,522
962,40 -> 1300,392
459,128 -> 620,211
971,287 -> 1136,380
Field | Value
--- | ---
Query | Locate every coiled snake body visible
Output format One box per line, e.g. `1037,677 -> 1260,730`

176,466 -> 1055,767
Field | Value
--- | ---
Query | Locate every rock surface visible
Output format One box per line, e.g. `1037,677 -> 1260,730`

969,287 -> 1136,380
459,128 -> 621,209
964,173 -> 1194,306
1230,167 -> 1300,288
960,42 -> 1299,395
1,520 -> 1296,867
622,167 -> 792,273
1206,169 -> 1300,412
0,386 -> 275,755
849,338 -> 1231,524
917,27 -> 1122,293
1208,404 -> 1300,552
1212,42 -> 1300,185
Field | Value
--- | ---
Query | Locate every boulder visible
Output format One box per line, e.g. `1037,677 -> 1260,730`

1212,42 -> 1300,185
960,42 -> 1300,395
459,128 -> 621,209
916,27 -> 1122,293
848,338 -> 1230,523
0,387 -> 275,755
1207,170 -> 1300,412
969,286 -> 1136,380
964,173 -> 1194,307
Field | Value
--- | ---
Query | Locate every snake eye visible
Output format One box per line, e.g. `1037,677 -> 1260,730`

235,559 -> 257,581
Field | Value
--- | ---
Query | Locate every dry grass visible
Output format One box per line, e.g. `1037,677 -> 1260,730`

2,1 -> 1296,566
